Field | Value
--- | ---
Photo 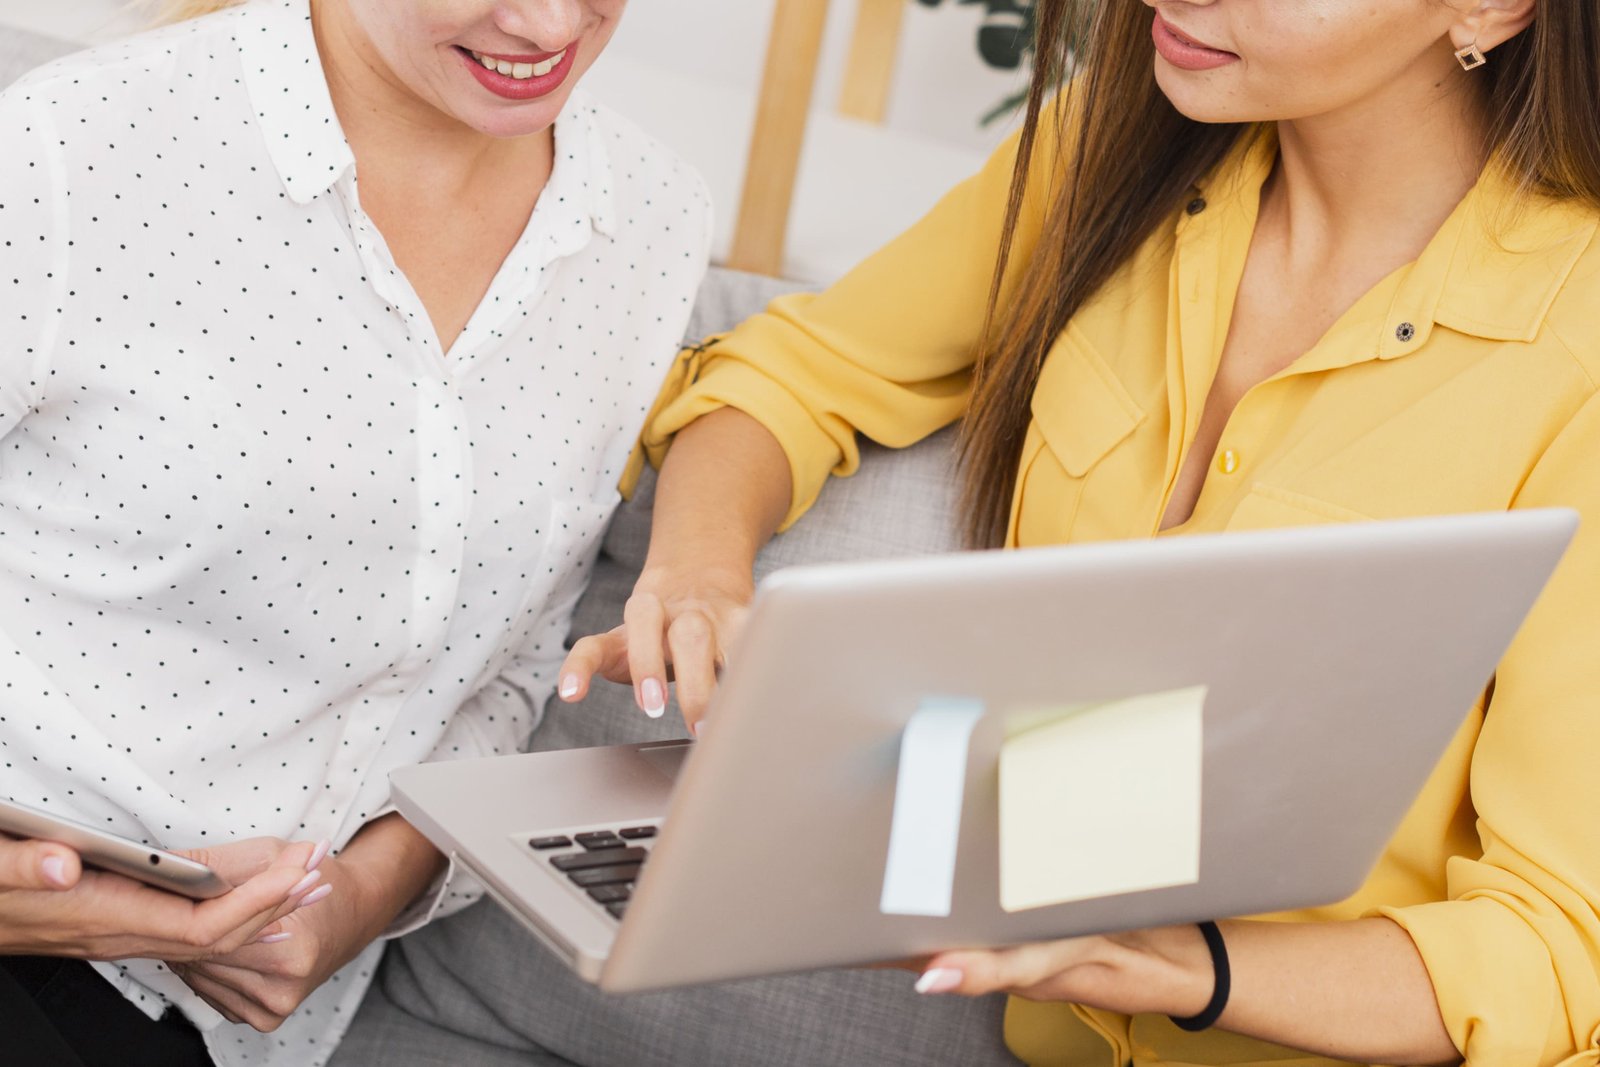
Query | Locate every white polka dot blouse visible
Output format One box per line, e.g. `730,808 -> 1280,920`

0,1 -> 711,1063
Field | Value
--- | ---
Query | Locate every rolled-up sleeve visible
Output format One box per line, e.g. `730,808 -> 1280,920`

638,102 -> 1066,529
1380,387 -> 1600,1065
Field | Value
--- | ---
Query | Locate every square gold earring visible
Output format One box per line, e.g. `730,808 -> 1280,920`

1455,43 -> 1487,70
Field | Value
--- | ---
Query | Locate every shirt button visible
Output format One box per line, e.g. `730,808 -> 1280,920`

1395,321 -> 1416,342
1217,449 -> 1241,475
1185,197 -> 1207,216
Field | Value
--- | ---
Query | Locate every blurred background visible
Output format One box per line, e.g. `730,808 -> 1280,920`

1,0 -> 1035,283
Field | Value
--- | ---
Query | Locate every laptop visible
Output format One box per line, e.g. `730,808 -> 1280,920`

391,509 -> 1575,993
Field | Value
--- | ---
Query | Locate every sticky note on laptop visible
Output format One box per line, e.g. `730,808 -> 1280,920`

999,686 -> 1205,913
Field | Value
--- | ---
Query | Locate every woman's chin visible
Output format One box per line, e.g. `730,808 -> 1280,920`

446,93 -> 573,140
1153,65 -> 1257,125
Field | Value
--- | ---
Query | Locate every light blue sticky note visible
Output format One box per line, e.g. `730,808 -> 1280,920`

880,697 -> 985,917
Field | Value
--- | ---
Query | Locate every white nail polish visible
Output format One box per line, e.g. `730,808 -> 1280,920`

915,968 -> 963,995
558,675 -> 579,699
297,883 -> 334,907
288,869 -> 322,897
641,678 -> 666,719
41,855 -> 70,888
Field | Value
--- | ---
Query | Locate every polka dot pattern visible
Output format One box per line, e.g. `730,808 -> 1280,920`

0,2 -> 711,1064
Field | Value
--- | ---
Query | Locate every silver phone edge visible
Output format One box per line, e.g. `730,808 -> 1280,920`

0,800 -> 230,900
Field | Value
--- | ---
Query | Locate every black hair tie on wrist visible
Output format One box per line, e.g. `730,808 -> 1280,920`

1170,921 -> 1231,1032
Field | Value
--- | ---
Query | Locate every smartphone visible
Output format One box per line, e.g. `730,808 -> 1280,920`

0,798 -> 231,900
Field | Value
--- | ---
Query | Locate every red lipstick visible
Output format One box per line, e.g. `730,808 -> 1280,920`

457,42 -> 578,101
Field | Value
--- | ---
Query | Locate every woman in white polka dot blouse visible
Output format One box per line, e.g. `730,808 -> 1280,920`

0,1 -> 710,1064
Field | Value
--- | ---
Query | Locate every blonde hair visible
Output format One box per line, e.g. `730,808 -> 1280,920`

145,0 -> 244,25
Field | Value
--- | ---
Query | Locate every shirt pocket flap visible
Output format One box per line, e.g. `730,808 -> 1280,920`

1029,334 -> 1146,477
1225,483 -> 1374,530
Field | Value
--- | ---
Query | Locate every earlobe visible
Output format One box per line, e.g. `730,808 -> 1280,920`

1454,0 -> 1538,57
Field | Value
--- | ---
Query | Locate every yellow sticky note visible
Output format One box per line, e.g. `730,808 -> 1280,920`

999,686 -> 1205,913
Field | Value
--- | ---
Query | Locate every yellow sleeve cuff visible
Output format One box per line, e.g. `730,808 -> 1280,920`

626,343 -> 849,532
1378,896 -> 1587,1064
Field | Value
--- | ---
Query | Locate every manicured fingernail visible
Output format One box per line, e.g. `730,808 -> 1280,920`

297,883 -> 334,907
41,855 -> 69,887
640,678 -> 666,719
255,932 -> 293,945
692,720 -> 707,739
288,869 -> 322,897
914,968 -> 963,995
306,840 -> 331,872
558,674 -> 580,699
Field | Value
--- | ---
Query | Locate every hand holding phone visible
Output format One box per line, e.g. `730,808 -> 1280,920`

0,802 -> 327,963
0,831 -> 82,893
0,798 -> 230,898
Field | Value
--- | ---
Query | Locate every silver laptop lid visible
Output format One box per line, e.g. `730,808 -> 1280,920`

601,509 -> 1575,991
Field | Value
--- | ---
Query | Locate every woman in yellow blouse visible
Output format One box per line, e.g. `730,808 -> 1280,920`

550,0 -> 1600,1063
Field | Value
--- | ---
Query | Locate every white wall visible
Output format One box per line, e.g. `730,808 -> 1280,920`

0,0 -> 144,44
602,1 -> 1025,155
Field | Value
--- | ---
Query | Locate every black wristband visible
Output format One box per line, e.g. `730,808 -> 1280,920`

1169,921 -> 1230,1032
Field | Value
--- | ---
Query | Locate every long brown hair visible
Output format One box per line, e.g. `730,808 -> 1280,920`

957,0 -> 1600,548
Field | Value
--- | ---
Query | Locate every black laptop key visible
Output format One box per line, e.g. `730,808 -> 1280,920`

586,884 -> 631,904
618,826 -> 657,840
551,847 -> 648,872
568,863 -> 642,888
528,835 -> 572,851
575,831 -> 624,850
606,902 -> 628,920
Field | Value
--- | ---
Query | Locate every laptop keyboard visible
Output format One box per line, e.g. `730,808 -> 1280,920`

525,823 -> 660,922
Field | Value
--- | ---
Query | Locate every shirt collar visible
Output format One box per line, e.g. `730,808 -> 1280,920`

1415,170 -> 1598,347
1194,127 -> 1599,359
234,0 -> 355,205
544,90 -> 618,242
233,0 -> 617,239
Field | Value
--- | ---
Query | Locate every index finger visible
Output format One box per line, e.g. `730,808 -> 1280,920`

558,626 -> 631,702
623,593 -> 670,719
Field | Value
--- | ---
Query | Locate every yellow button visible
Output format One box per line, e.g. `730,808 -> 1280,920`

1217,449 -> 1240,475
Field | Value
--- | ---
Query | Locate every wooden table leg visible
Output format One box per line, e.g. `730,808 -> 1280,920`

725,0 -> 833,278
838,0 -> 905,123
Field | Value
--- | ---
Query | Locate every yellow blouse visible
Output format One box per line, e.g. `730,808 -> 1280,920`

636,117 -> 1600,1066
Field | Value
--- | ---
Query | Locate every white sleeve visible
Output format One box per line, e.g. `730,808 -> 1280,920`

378,613 -> 570,934
0,87 -> 67,442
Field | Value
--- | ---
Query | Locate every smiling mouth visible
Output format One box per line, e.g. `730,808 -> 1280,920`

461,47 -> 568,81
1160,19 -> 1230,54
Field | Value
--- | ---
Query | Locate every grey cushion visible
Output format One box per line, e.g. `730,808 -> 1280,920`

539,267 -> 963,751
0,26 -> 78,91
